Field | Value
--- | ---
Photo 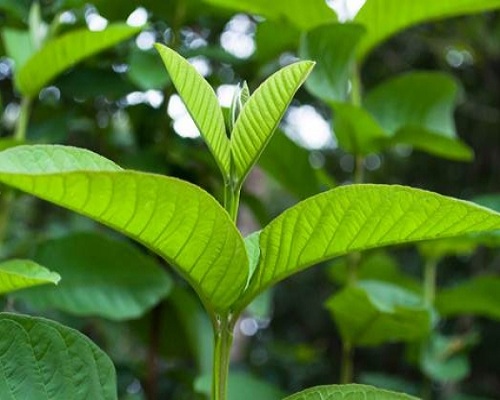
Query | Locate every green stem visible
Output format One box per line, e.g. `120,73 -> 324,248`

340,341 -> 354,384
354,155 -> 364,184
212,315 -> 234,400
223,181 -> 241,222
423,258 -> 438,306
14,96 -> 32,141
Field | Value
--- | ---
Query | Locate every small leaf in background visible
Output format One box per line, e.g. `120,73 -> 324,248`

15,24 -> 141,96
436,276 -> 500,320
420,333 -> 475,382
237,184 -> 500,310
283,383 -> 419,399
331,103 -> 387,155
326,280 -> 432,346
127,48 -> 170,90
355,0 -> 500,60
0,312 -> 116,400
14,232 -> 172,321
231,61 -> 314,184
155,44 -> 231,179
1,28 -> 35,68
300,23 -> 365,103
0,259 -> 59,294
202,0 -> 336,31
363,72 -> 473,161
0,145 -> 248,314
258,130 -> 321,199
255,21 -> 300,62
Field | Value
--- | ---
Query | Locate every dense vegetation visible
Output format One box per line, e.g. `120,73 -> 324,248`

1,1 -> 500,399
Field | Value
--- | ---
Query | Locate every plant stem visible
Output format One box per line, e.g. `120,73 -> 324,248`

423,258 -> 438,306
223,181 -> 241,222
145,303 -> 163,400
14,96 -> 32,141
340,341 -> 354,384
212,314 -> 234,400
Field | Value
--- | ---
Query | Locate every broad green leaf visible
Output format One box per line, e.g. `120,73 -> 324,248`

326,281 -> 432,346
355,0 -> 500,60
231,61 -> 314,184
299,23 -> 365,103
203,0 -> 337,31
283,384 -> 419,400
154,44 -> 230,178
127,48 -> 170,90
331,103 -> 387,155
15,24 -> 140,96
436,276 -> 500,319
0,145 -> 248,314
237,184 -> 500,310
14,233 -> 172,321
0,259 -> 59,294
255,21 -> 300,62
1,29 -> 35,68
0,312 -> 116,400
258,130 -> 321,199
363,72 -> 472,161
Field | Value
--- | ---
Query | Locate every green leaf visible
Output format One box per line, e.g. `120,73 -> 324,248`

258,130 -> 321,199
363,72 -> 473,161
331,103 -> 387,155
283,384 -> 419,400
15,24 -> 140,96
0,312 -> 116,400
14,233 -> 172,321
255,21 -> 300,62
326,281 -> 432,346
436,276 -> 500,319
355,0 -> 500,60
0,259 -> 59,295
1,29 -> 35,69
0,0 -> 30,20
231,61 -> 314,184
299,23 -> 365,103
154,44 -> 230,179
237,184 -> 500,310
0,145 -> 248,314
127,48 -> 170,90
203,0 -> 337,31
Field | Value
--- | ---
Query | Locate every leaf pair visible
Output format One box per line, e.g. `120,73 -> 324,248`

154,44 -> 315,186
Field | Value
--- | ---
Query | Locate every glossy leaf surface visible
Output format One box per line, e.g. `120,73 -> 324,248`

300,23 -> 365,102
15,24 -> 140,96
0,313 -> 116,399
238,184 -> 500,309
0,145 -> 248,314
283,384 -> 418,400
326,281 -> 432,346
155,44 -> 230,178
355,0 -> 500,60
231,61 -> 314,184
0,259 -> 59,294
15,233 -> 172,320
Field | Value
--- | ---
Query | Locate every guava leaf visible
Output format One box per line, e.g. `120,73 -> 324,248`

14,233 -> 172,320
326,281 -> 432,346
154,44 -> 230,179
237,184 -> 500,310
0,313 -> 116,400
0,259 -> 59,294
355,0 -> 500,60
0,145 -> 248,314
283,384 -> 418,400
15,24 -> 140,96
300,23 -> 365,103
231,61 -> 314,184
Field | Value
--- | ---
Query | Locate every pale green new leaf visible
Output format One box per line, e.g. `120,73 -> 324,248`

0,313 -> 116,400
15,24 -> 140,96
15,233 -> 172,321
355,0 -> 500,60
326,281 -> 432,346
0,145 -> 248,314
0,259 -> 59,295
231,61 -> 314,184
1,28 -> 35,69
283,384 -> 418,400
202,0 -> 337,31
237,184 -> 500,310
436,276 -> 500,320
299,23 -> 365,103
154,44 -> 230,178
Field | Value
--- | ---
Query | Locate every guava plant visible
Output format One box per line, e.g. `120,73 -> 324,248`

2,42 -> 500,400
